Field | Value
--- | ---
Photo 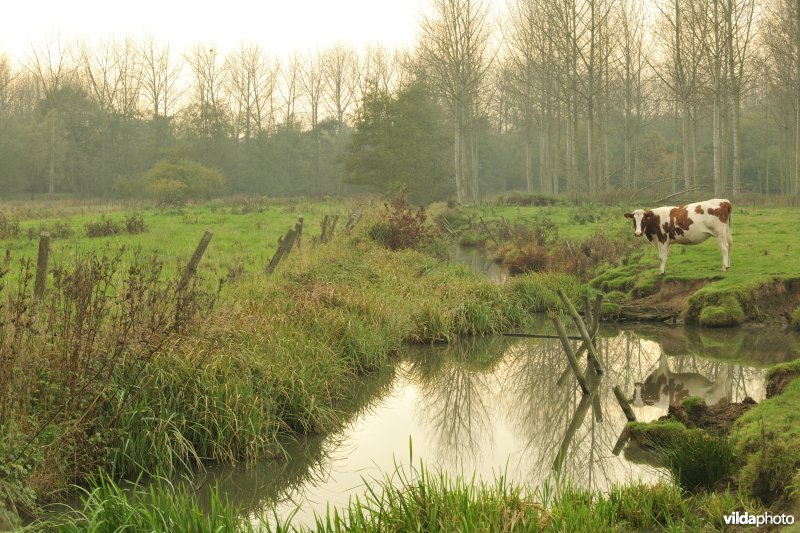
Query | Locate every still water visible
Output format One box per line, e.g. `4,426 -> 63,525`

185,319 -> 799,529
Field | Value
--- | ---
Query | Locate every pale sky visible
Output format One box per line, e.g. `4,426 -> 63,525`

1,0 -> 431,65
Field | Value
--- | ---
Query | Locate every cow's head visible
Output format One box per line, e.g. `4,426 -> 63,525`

624,209 -> 654,237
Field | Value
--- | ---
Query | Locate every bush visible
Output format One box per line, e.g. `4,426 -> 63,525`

368,194 -> 434,250
0,214 -> 20,239
492,192 -> 557,206
124,213 -> 147,234
144,159 -> 226,205
85,217 -> 122,237
792,305 -> 800,330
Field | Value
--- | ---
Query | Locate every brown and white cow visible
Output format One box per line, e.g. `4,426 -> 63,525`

624,198 -> 732,275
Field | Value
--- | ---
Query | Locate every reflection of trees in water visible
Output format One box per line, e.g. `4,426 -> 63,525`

189,323 -> 781,522
184,364 -> 399,520
402,337 -> 511,467
502,337 -> 641,492
501,328 -> 768,492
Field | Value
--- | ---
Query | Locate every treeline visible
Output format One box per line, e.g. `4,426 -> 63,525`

0,0 -> 798,203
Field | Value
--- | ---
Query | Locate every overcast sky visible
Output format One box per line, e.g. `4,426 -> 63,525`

1,0 -> 431,64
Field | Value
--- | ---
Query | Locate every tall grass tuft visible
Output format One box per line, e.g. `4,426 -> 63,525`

662,432 -> 736,493
33,474 -> 254,532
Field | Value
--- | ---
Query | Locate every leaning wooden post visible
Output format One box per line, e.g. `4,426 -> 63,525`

479,217 -> 500,246
177,230 -> 213,294
557,289 -> 606,375
613,385 -> 637,422
551,316 -> 591,395
320,215 -> 330,243
267,228 -> 295,274
294,216 -> 304,249
34,232 -> 51,299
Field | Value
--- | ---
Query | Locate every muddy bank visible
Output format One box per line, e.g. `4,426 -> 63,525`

612,278 -> 800,327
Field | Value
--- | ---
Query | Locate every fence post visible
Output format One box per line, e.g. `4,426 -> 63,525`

177,230 -> 213,294
267,228 -> 296,274
294,216 -> 304,248
320,215 -> 330,243
557,289 -> 605,375
34,232 -> 51,299
551,316 -> 591,395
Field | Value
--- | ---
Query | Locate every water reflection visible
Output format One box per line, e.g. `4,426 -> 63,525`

449,245 -> 509,284
186,322 -> 797,529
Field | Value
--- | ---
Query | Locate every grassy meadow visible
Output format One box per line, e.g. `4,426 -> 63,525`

441,198 -> 800,326
0,197 -> 347,283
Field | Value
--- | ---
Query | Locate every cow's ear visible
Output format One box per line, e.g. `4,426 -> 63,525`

643,210 -> 653,218
624,212 -> 633,219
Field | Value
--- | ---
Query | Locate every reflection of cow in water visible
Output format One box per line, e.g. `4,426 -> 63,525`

632,353 -> 731,408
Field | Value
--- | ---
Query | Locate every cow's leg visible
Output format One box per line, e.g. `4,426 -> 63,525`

657,243 -> 670,275
717,232 -> 730,271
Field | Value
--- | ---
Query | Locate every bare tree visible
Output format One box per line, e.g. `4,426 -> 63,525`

280,52 -> 303,128
764,0 -> 800,195
419,0 -> 493,203
321,43 -> 358,133
615,0 -> 652,189
185,44 -> 229,143
138,36 -> 182,119
26,33 -> 77,98
723,0 -> 757,194
226,43 -> 279,139
653,0 -> 705,190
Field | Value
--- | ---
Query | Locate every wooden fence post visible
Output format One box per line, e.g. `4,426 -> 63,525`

34,232 -> 50,299
551,316 -> 591,395
267,227 -> 297,274
294,216 -> 304,248
177,230 -> 213,294
557,289 -> 606,375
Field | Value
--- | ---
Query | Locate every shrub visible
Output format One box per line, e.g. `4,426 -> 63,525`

368,194 -> 434,250
124,212 -> 147,234
792,305 -> 800,330
492,192 -> 557,206
144,159 -> 226,205
0,214 -> 20,239
85,217 -> 122,237
49,219 -> 74,239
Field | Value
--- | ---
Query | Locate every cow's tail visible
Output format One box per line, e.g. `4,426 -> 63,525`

726,202 -> 733,248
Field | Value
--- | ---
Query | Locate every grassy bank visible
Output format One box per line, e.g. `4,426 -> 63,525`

625,359 -> 800,514
0,203 -> 582,527
34,464 -> 760,532
436,196 -> 800,326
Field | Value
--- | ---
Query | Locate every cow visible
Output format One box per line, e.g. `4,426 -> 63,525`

631,352 -> 731,409
624,198 -> 732,275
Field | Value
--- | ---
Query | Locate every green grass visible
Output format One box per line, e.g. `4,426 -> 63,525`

0,197 -> 344,282
307,462 -> 757,532
35,464 -> 761,532
450,202 -> 800,325
31,474 -> 254,532
731,375 -> 800,506
2,208 -> 572,522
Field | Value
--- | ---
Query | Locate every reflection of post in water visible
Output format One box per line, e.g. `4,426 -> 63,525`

553,392 -> 594,473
